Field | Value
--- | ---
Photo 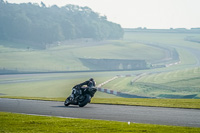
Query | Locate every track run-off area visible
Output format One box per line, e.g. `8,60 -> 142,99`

0,98 -> 200,127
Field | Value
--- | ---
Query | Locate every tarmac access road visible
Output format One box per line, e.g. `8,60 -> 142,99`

0,98 -> 200,127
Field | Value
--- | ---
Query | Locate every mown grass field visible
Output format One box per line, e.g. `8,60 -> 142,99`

124,32 -> 200,68
1,66 -> 200,109
1,112 -> 200,133
0,37 -> 168,72
124,32 -> 200,48
1,67 -> 199,99
0,73 -> 117,98
0,68 -> 200,109
1,32 -> 200,72
103,67 -> 200,98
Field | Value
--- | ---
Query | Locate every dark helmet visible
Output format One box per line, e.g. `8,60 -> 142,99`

89,78 -> 94,81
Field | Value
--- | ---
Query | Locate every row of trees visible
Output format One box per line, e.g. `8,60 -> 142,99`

0,1 -> 124,45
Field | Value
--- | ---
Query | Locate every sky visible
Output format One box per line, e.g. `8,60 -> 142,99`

6,0 -> 200,29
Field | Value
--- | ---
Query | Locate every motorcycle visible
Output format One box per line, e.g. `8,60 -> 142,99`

64,86 -> 97,107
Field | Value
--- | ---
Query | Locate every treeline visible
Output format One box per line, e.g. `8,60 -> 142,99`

0,1 -> 124,44
124,28 -> 200,33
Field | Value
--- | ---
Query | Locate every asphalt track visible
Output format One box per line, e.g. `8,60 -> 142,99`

0,98 -> 200,127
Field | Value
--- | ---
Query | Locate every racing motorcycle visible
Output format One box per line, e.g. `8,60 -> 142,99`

64,85 -> 97,107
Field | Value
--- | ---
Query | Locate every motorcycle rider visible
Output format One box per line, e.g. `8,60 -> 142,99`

71,78 -> 96,100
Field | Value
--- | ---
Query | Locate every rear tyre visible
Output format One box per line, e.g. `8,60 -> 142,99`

78,94 -> 91,107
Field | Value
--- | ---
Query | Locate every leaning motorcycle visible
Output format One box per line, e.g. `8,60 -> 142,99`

64,86 -> 97,107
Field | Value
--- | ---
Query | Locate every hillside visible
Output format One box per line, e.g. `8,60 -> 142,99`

0,1 -> 123,48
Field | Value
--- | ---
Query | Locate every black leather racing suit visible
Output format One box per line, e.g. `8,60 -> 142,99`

71,79 -> 96,99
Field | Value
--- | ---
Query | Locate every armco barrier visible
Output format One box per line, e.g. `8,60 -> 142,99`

97,88 -> 120,95
97,75 -> 153,98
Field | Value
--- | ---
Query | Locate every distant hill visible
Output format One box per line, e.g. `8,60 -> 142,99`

0,1 -> 124,47
124,28 -> 200,33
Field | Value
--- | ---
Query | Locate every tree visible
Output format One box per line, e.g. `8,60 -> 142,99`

0,2 -> 124,47
41,2 -> 46,8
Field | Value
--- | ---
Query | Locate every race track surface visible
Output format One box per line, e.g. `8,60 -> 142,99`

0,98 -> 200,127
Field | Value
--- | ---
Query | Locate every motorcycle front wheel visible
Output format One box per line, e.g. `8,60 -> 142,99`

64,98 -> 70,106
78,94 -> 91,107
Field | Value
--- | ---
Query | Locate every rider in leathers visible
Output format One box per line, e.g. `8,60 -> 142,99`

71,78 -> 96,100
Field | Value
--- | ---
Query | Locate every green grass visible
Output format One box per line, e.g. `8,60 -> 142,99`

0,33 -> 179,72
0,67 -> 200,108
0,45 -> 87,71
137,67 -> 200,98
1,32 -> 200,72
124,32 -> 200,48
73,41 -> 165,61
103,67 -> 200,98
91,98 -> 200,109
0,71 -> 121,98
124,32 -> 200,69
0,112 -> 200,133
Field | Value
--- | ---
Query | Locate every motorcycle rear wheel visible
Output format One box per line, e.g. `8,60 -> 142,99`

78,94 -> 91,107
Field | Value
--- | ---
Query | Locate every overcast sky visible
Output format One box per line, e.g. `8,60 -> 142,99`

7,0 -> 200,29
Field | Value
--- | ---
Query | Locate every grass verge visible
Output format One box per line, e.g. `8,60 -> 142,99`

1,96 -> 200,109
0,112 -> 200,133
91,98 -> 200,109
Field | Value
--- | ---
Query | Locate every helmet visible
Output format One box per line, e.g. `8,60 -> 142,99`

89,78 -> 94,81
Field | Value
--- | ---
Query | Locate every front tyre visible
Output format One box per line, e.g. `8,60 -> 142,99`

64,98 -> 70,106
78,94 -> 91,107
